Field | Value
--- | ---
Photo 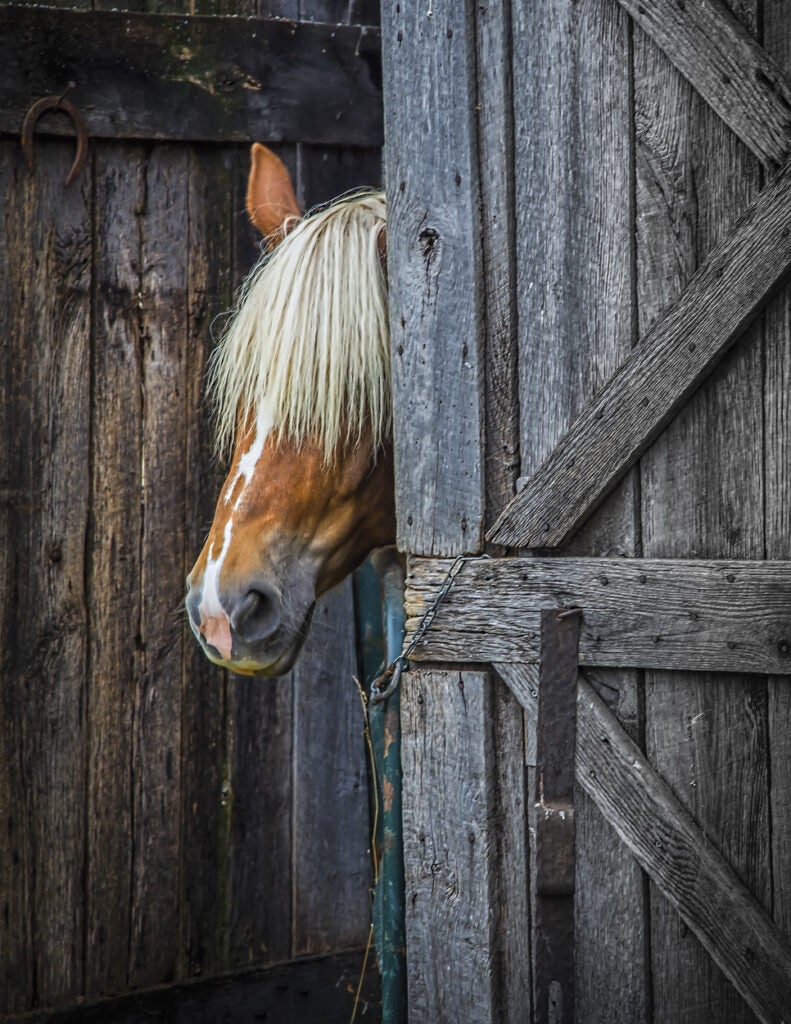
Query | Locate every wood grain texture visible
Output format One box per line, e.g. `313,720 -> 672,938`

476,0 -> 519,531
634,10 -> 771,1019
0,138 -> 91,1012
617,0 -> 791,169
488,676 -> 531,1024
291,581 -> 371,956
382,0 -> 485,556
490,152 -> 791,550
85,141 -> 145,998
0,6 -> 382,147
400,669 -> 497,1023
179,145 -> 234,981
129,144 -> 189,989
763,0 -> 791,948
495,664 -> 791,1024
510,3 -> 647,1018
406,556 -> 791,675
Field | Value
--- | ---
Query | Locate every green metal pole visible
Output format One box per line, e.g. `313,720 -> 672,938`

368,549 -> 407,1024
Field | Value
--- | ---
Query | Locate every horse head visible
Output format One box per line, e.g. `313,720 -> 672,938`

186,145 -> 395,676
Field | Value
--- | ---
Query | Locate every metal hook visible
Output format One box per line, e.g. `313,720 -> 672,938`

22,83 -> 89,187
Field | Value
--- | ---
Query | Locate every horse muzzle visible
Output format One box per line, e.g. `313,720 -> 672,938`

185,576 -> 315,677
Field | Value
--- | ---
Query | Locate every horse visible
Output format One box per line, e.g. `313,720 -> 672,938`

186,144 -> 396,676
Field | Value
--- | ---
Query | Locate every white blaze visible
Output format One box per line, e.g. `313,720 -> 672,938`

199,403 -> 274,622
223,401 -> 275,510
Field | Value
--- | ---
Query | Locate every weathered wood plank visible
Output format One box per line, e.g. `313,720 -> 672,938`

617,0 -> 791,170
0,6 -> 382,146
0,137 -> 91,1011
764,0 -> 791,944
495,663 -> 791,1024
2,949 -> 378,1024
511,4 -> 647,1020
179,144 -> 235,982
84,141 -> 145,998
635,10 -> 771,1018
226,672 -> 293,969
405,556 -> 791,674
401,669 -> 497,1023
291,581 -> 371,956
382,0 -> 485,556
488,675 -> 531,1024
476,0 -> 518,532
489,153 -> 791,550
129,145 -> 189,989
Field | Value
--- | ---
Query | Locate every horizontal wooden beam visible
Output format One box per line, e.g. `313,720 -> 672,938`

406,557 -> 791,675
495,663 -> 791,1024
0,7 -> 382,146
616,0 -> 791,169
488,155 -> 791,549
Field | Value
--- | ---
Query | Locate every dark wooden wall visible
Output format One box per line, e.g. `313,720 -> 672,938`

0,1 -> 381,1017
384,1 -> 791,1022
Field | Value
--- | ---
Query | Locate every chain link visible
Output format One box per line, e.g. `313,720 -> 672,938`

371,552 -> 490,702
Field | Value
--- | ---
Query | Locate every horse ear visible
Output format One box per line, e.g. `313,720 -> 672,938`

246,143 -> 302,241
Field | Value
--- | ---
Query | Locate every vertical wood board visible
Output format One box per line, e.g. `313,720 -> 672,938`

401,668 -> 497,1024
85,141 -> 145,998
382,0 -> 485,556
634,4 -> 771,1019
511,1 -> 648,1019
763,0 -> 791,945
0,139 -> 91,1010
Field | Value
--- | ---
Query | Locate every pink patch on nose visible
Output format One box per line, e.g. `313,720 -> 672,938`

201,614 -> 233,661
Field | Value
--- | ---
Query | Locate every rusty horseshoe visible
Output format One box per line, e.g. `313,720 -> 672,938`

22,84 -> 89,187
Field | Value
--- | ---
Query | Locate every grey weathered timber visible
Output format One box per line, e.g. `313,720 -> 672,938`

764,0 -> 791,945
496,664 -> 791,1024
489,152 -> 791,550
0,6 -> 382,146
634,11 -> 772,1018
511,2 -> 647,1018
400,669 -> 497,1023
382,0 -> 485,556
617,0 -> 791,170
489,678 -> 532,1024
473,6 -> 529,1018
406,556 -> 791,674
476,0 -> 519,531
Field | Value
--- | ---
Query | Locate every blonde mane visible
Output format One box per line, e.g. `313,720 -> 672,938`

210,191 -> 389,461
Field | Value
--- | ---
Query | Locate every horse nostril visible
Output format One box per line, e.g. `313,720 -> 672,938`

231,583 -> 281,645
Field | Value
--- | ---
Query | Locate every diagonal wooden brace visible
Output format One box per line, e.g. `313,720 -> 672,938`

488,154 -> 791,550
534,608 -> 582,1024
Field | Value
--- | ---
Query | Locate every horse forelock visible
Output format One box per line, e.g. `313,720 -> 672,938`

209,191 -> 389,463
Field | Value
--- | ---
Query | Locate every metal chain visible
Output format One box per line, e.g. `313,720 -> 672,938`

371,552 -> 491,703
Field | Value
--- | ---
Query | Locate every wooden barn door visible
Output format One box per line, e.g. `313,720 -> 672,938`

384,1 -> 791,1022
0,3 -> 381,1019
